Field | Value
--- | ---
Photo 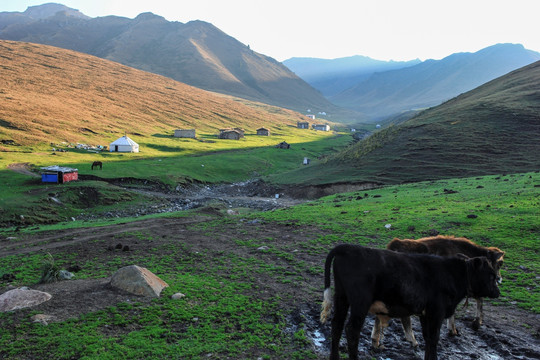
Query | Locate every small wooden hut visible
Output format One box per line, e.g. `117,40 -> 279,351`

256,128 -> 270,136
219,128 -> 245,140
174,129 -> 196,138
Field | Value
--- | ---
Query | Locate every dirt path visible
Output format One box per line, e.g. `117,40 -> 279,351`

7,162 -> 39,177
1,214 -> 539,359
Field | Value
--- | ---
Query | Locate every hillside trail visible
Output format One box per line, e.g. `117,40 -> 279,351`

7,162 -> 39,177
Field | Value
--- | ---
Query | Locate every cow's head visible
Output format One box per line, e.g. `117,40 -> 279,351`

465,256 -> 501,299
486,247 -> 505,284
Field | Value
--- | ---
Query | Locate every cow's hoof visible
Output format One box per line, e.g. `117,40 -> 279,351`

448,329 -> 460,337
472,319 -> 481,331
371,341 -> 384,350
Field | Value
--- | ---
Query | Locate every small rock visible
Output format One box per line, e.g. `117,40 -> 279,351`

58,270 -> 74,280
171,293 -> 186,300
110,265 -> 168,297
257,246 -> 269,251
31,314 -> 56,325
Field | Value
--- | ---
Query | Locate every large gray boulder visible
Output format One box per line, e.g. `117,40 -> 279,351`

110,265 -> 168,297
0,288 -> 52,312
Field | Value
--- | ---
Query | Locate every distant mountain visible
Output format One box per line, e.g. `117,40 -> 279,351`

0,4 -> 338,115
330,44 -> 540,120
325,60 -> 540,184
0,40 -> 310,146
283,56 -> 421,97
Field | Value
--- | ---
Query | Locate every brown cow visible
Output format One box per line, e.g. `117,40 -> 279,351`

371,235 -> 505,349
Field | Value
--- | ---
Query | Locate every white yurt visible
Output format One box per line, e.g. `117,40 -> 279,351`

109,135 -> 139,153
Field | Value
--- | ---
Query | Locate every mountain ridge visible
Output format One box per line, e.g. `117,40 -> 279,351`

0,4 -> 341,117
329,43 -> 540,120
283,55 -> 421,97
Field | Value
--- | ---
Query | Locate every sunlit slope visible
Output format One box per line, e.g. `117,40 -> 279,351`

283,61 -> 540,185
0,40 -> 308,146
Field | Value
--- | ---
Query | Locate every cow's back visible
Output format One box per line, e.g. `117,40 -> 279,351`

331,244 -> 467,316
390,235 -> 503,260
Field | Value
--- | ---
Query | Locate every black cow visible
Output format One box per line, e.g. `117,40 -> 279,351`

320,244 -> 500,360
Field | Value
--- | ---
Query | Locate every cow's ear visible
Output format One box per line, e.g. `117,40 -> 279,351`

456,253 -> 469,260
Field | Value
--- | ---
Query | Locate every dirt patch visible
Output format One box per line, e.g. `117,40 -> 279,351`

7,162 -> 39,177
1,214 -> 539,359
283,182 -> 382,200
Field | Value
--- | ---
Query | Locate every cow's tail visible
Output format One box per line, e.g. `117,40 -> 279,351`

320,247 -> 337,324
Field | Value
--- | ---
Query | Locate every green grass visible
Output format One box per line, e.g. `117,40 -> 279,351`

0,275 -> 293,360
262,171 -> 540,312
0,171 -> 538,359
0,130 -> 352,227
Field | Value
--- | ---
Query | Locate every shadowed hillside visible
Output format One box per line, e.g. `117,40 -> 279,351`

0,5 -> 343,116
0,40 -> 310,146
273,61 -> 540,185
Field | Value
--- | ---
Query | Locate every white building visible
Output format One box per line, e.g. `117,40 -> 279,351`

109,135 -> 139,153
312,124 -> 330,131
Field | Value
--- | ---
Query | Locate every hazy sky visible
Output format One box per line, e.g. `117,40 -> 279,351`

2,0 -> 539,62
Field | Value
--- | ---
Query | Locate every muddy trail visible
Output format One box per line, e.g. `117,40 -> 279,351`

1,213 -> 539,359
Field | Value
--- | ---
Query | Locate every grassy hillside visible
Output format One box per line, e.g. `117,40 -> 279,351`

283,60 -> 540,185
0,40 -> 354,226
0,40 -> 317,146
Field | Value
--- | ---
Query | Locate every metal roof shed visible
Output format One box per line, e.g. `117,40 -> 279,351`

41,166 -> 78,184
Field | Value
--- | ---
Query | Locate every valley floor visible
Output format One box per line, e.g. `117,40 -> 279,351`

1,213 -> 539,359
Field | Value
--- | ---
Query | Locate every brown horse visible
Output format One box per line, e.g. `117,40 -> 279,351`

91,161 -> 103,170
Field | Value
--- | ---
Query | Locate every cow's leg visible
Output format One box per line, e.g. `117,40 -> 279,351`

447,315 -> 458,336
346,299 -> 370,360
472,298 -> 483,330
345,312 -> 367,360
420,314 -> 444,360
371,315 -> 390,349
371,316 -> 382,348
401,316 -> 419,347
330,292 -> 349,360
